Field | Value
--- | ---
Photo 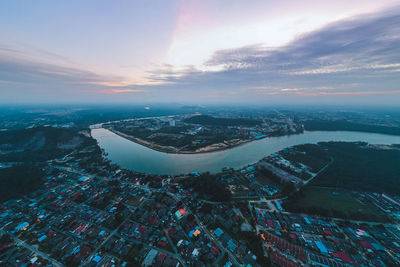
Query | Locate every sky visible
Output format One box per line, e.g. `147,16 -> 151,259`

1,0 -> 400,105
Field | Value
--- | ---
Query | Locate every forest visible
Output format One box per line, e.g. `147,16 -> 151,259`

0,164 -> 44,203
304,119 -> 400,135
180,173 -> 232,202
309,142 -> 400,195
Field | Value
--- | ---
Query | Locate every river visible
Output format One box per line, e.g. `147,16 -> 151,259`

91,128 -> 400,175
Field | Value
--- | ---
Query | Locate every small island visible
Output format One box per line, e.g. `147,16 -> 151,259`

102,114 -> 304,153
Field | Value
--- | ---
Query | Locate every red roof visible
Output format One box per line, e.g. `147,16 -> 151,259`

211,246 -> 219,255
331,251 -> 357,265
179,209 -> 186,215
359,241 -> 373,249
324,228 -> 333,235
47,230 -> 55,237
158,241 -> 167,247
0,243 -> 13,252
146,214 -> 158,225
75,225 -> 85,234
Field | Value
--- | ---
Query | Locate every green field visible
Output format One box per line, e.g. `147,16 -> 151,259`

284,142 -> 400,195
284,187 -> 388,222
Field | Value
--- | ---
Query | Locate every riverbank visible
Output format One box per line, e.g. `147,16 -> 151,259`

91,128 -> 400,175
107,127 -> 255,154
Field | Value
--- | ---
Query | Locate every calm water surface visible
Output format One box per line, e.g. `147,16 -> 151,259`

91,128 -> 400,175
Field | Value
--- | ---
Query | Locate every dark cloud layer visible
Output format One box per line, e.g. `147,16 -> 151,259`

1,7 -> 400,104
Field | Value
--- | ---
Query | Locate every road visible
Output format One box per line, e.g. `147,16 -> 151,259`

192,214 -> 241,267
304,157 -> 334,185
0,229 -> 64,267
82,217 -> 131,266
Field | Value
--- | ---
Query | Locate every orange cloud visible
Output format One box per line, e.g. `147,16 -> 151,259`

96,89 -> 149,94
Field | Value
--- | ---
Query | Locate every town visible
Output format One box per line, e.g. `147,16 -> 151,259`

0,122 -> 399,267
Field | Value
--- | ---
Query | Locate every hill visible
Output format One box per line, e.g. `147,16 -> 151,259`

184,115 -> 260,127
0,126 -> 94,162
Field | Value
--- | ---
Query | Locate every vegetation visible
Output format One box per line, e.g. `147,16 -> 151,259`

304,119 -> 400,136
180,173 -> 232,201
284,187 -> 388,222
0,164 -> 44,203
184,115 -> 260,127
280,144 -> 330,173
0,126 -> 92,162
112,123 -> 236,151
309,142 -> 400,195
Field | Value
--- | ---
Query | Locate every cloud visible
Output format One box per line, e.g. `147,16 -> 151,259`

0,47 -> 121,85
317,90 -> 400,96
206,7 -> 400,75
0,46 -> 142,102
97,88 -> 149,94
133,6 -> 400,103
1,5 -> 400,104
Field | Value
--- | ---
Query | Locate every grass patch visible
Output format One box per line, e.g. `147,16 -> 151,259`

284,187 -> 388,222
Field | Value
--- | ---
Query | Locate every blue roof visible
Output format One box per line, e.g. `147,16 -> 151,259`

304,217 -> 311,224
15,222 -> 29,231
93,254 -> 102,263
315,241 -> 328,253
372,242 -> 385,250
189,230 -> 195,237
275,201 -> 283,211
227,239 -> 237,251
214,228 -> 224,237
38,235 -> 47,242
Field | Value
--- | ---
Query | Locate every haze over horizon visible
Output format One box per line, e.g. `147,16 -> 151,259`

1,0 -> 400,105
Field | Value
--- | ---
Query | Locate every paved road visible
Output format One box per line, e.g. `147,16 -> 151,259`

304,157 -> 334,185
0,229 -> 64,267
82,217 -> 131,265
192,214 -> 242,267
